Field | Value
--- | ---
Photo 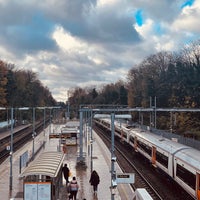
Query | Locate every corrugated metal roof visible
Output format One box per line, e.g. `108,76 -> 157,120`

20,151 -> 65,178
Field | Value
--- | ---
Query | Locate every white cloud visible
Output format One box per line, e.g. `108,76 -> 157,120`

134,18 -> 154,39
172,2 -> 200,34
97,0 -> 117,7
52,26 -> 87,53
0,0 -> 199,102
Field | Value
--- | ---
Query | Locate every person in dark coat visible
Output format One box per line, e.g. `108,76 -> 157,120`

89,170 -> 100,194
62,163 -> 70,185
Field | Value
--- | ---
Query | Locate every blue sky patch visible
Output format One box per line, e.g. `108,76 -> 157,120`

181,0 -> 195,9
153,23 -> 165,36
135,9 -> 143,26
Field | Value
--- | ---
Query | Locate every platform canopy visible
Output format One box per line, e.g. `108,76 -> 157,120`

20,151 -> 65,178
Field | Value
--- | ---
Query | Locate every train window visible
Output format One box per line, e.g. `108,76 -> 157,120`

122,132 -> 127,139
176,164 -> 196,190
137,141 -> 151,156
129,136 -> 134,143
115,130 -> 121,135
156,151 -> 168,168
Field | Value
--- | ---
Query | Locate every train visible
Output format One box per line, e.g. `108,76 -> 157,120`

94,118 -> 200,200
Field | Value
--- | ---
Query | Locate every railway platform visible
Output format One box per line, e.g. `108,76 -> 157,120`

0,124 -> 31,140
0,121 -> 134,200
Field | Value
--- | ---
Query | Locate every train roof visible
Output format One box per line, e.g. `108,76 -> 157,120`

112,119 -> 180,154
99,118 -> 200,171
174,148 -> 200,170
128,127 -> 200,168
131,128 -> 187,153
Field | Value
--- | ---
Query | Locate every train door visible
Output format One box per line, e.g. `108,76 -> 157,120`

152,146 -> 156,166
120,129 -> 124,142
197,173 -> 200,200
134,136 -> 138,151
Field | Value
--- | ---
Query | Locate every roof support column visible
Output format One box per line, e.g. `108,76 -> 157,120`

77,110 -> 86,169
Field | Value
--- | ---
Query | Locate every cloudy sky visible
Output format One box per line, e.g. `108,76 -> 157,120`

0,0 -> 199,102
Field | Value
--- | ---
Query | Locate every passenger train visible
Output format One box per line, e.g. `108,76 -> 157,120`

94,118 -> 200,200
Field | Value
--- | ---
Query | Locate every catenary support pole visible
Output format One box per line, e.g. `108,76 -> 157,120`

9,107 -> 14,190
111,113 -> 116,200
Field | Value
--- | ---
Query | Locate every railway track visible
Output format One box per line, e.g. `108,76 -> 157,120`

93,124 -> 194,200
0,120 -> 47,164
94,125 -> 163,200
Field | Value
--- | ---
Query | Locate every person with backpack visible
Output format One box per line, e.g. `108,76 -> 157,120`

69,176 -> 79,200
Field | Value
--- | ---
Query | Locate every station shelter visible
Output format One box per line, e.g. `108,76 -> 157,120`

61,126 -> 78,146
20,151 -> 65,200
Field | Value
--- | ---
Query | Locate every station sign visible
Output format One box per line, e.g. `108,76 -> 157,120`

116,173 -> 135,184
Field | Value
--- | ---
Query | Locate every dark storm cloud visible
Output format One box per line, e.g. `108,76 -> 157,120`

2,14 -> 56,53
40,0 -> 141,45
70,14 -> 140,44
60,4 -> 141,44
0,2 -> 57,54
0,0 -> 140,56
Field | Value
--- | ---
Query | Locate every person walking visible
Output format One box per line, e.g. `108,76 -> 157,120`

62,163 -> 70,185
89,170 -> 100,194
69,176 -> 79,200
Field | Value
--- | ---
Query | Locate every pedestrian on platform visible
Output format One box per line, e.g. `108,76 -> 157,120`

89,170 -> 100,194
69,176 -> 79,200
62,163 -> 70,185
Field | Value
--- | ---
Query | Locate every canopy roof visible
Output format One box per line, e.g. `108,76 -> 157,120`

20,151 -> 65,178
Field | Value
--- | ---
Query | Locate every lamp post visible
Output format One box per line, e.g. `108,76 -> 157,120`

32,107 -> 37,159
9,108 -> 13,191
90,109 -> 93,173
49,108 -> 52,135
110,113 -> 116,200
43,108 -> 46,136
79,111 -> 83,162
67,101 -> 70,120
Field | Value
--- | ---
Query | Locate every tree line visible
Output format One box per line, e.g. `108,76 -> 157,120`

1,40 -> 200,138
68,40 -> 200,138
0,61 -> 56,118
